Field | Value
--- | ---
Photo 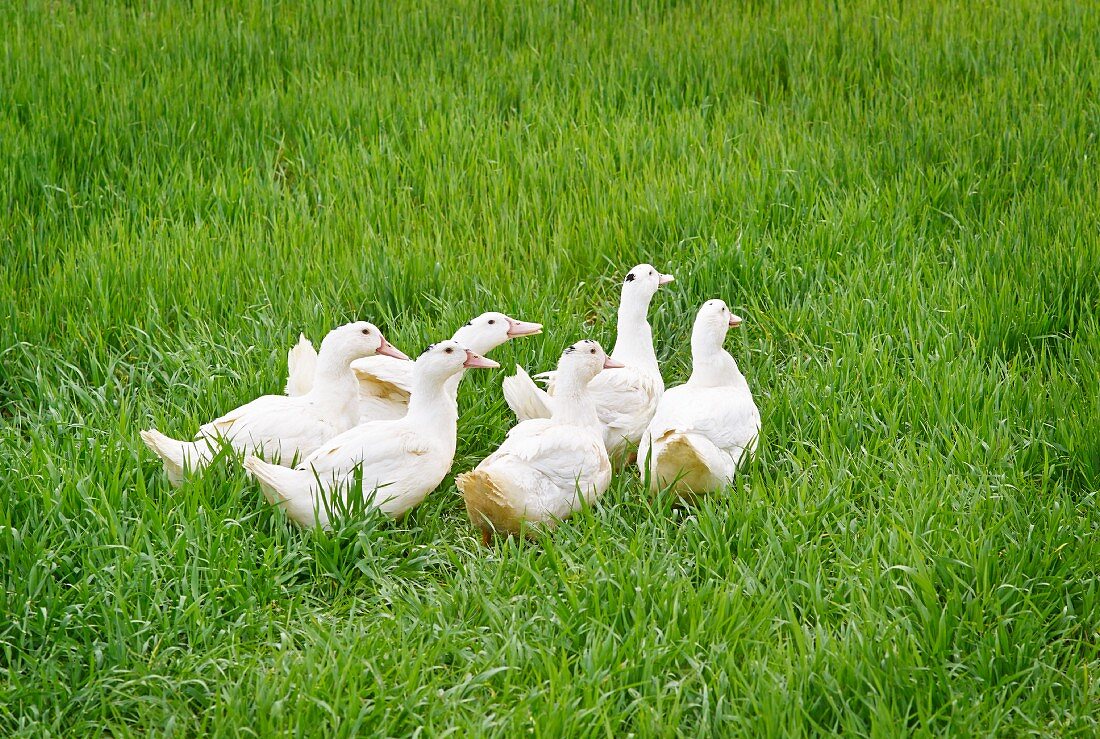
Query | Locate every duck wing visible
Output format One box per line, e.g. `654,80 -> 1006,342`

587,367 -> 663,441
298,421 -> 436,479
197,394 -> 335,462
350,355 -> 415,402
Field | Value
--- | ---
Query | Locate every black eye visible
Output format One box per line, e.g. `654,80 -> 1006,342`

649,271 -> 654,276
361,329 -> 371,335
590,349 -> 596,354
488,320 -> 495,325
444,347 -> 454,354
625,273 -> 636,282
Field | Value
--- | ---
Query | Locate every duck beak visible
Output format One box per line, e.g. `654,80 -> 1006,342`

603,356 -> 626,369
463,350 -> 500,369
658,273 -> 675,286
729,314 -> 743,328
376,336 -> 411,361
506,318 -> 543,338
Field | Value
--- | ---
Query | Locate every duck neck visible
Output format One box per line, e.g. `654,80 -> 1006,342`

450,326 -> 493,356
307,350 -> 361,417
442,370 -> 466,404
405,372 -> 459,445
688,334 -> 744,389
550,371 -> 601,428
611,292 -> 658,370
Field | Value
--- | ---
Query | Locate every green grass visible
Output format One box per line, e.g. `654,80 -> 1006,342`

2,0 -> 1099,735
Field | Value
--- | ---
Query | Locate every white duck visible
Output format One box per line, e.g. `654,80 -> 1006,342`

285,311 -> 542,421
141,322 -> 409,486
458,340 -> 624,544
502,264 -> 673,464
639,300 -> 760,499
244,340 -> 499,528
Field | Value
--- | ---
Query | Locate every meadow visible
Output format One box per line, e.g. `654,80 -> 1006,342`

2,0 -> 1099,735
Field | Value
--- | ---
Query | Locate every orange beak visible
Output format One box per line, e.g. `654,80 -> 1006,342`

463,350 -> 500,369
506,318 -> 543,338
376,335 -> 411,361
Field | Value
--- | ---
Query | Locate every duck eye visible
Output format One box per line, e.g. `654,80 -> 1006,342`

649,270 -> 654,276
488,319 -> 495,325
590,349 -> 596,354
361,329 -> 371,335
444,347 -> 454,354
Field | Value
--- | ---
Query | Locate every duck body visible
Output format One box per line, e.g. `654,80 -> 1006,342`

460,340 -> 619,541
641,384 -> 760,496
639,300 -> 760,499
142,322 -> 407,486
247,416 -> 457,527
245,341 -> 499,528
459,420 -> 611,537
502,264 -> 673,465
543,363 -> 664,462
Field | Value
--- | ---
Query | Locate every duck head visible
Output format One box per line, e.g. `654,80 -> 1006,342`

322,321 -> 410,363
621,263 -> 674,304
452,312 -> 543,355
416,339 -> 500,383
694,299 -> 743,346
557,339 -> 624,384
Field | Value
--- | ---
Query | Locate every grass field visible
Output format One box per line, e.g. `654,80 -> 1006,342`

3,0 -> 1099,735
